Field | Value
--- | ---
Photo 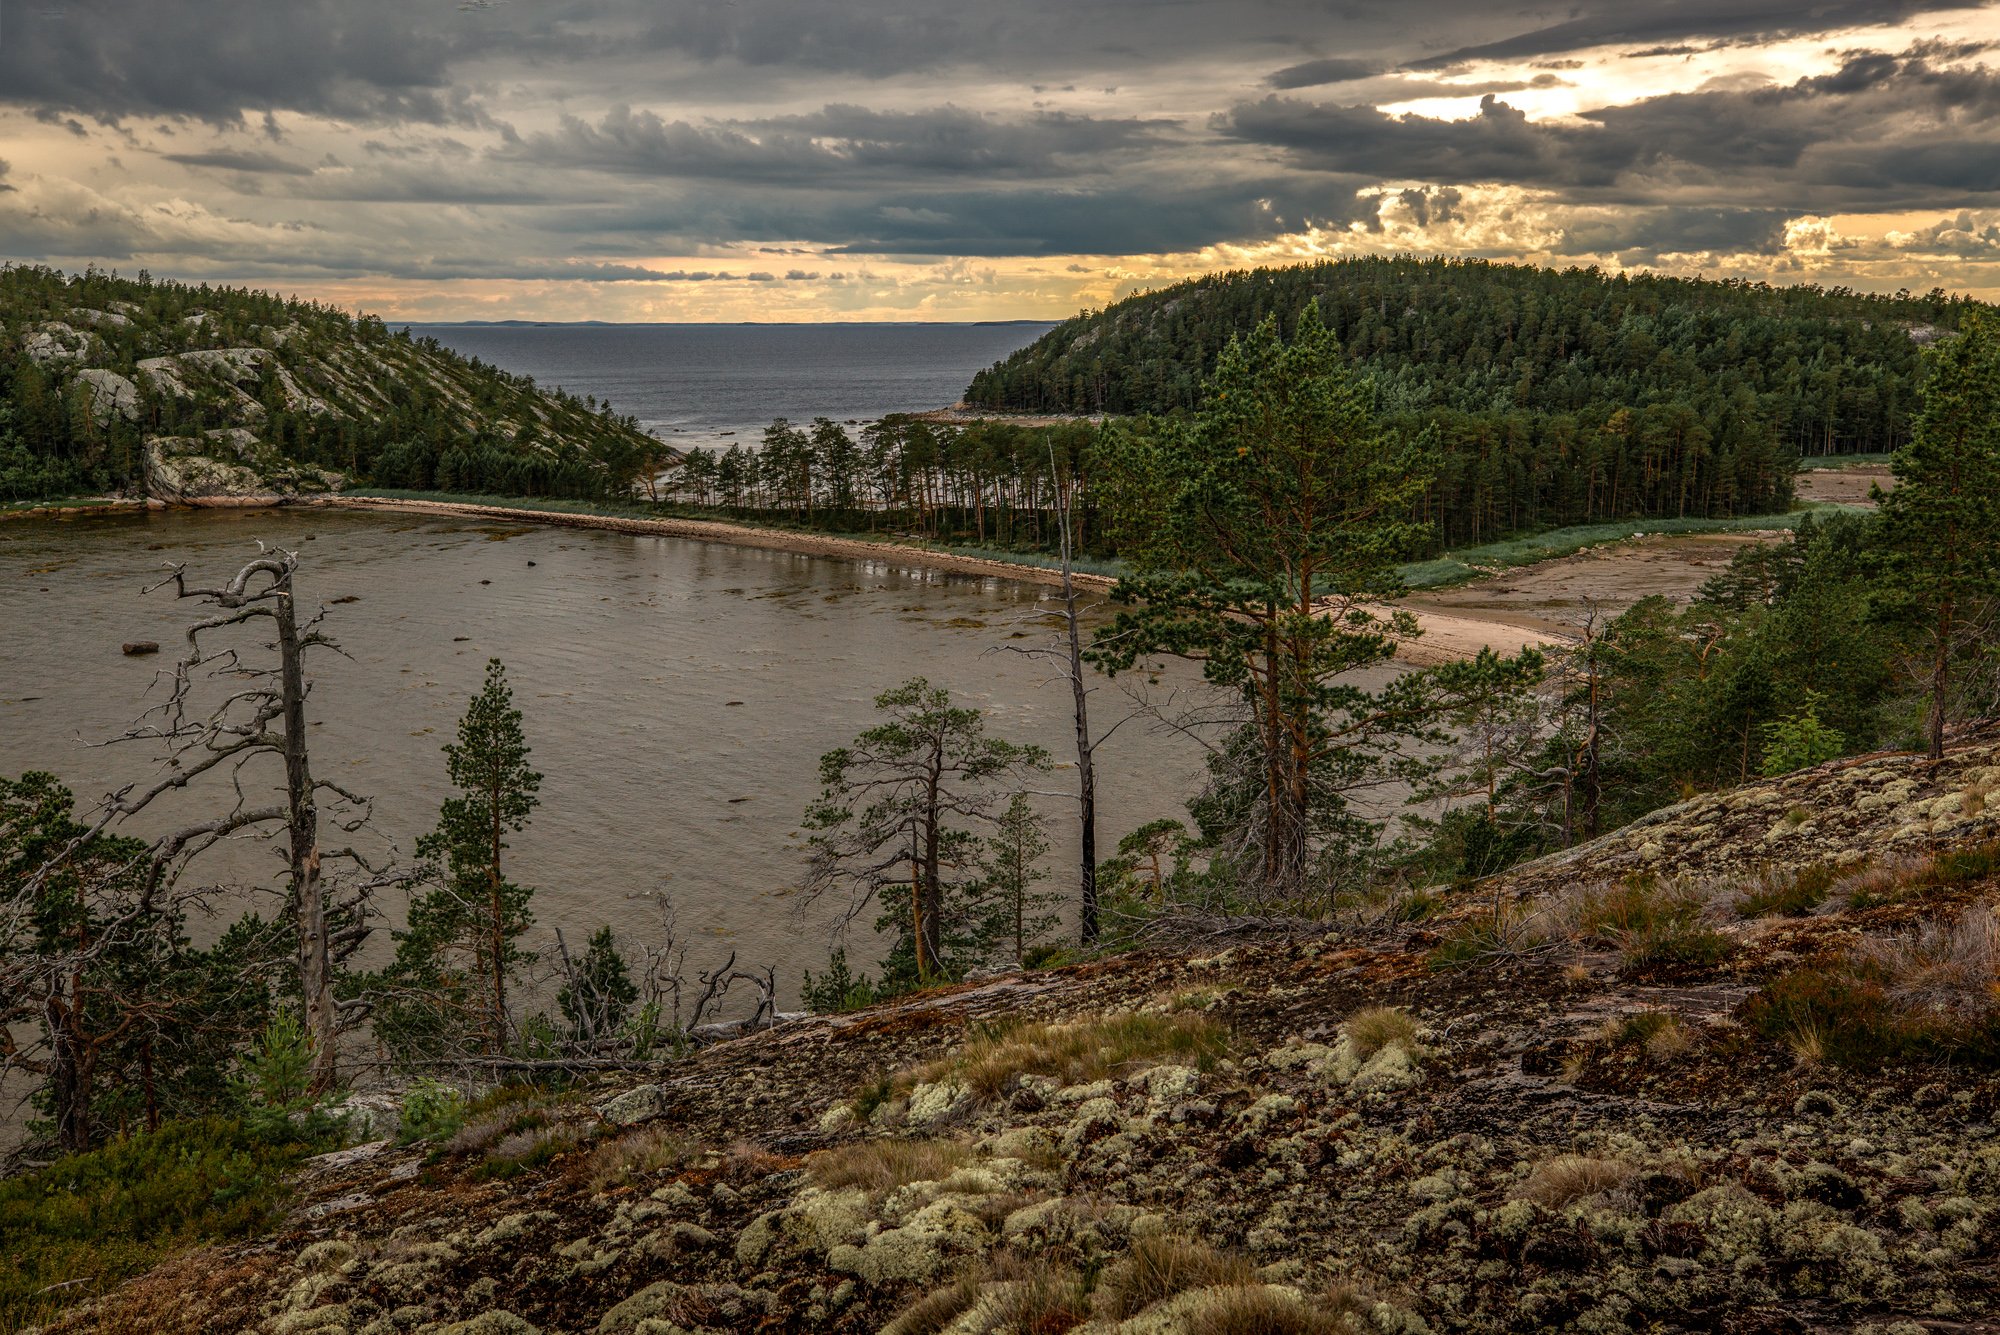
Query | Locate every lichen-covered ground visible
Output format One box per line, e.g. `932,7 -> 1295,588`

40,738 -> 2000,1335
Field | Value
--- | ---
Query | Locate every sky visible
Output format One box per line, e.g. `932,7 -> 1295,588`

3,0 -> 1999,321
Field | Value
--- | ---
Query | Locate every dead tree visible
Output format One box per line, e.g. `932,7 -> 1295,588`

84,547 -> 374,1091
989,447 -> 1142,944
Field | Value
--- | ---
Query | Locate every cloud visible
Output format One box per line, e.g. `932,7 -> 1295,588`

509,103 -> 1174,184
0,0 -> 480,126
1267,58 -> 1381,89
5,1 -> 2000,309
1221,53 -> 2000,209
163,150 -> 315,176
1408,0 -> 1976,69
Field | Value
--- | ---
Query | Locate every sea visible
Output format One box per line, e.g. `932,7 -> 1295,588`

403,321 -> 1058,452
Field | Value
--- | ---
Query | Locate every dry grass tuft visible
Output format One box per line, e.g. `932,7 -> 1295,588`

882,1254 -> 1087,1335
1184,1284 -> 1364,1335
882,1272 -> 983,1335
1514,1154 -> 1641,1209
1340,1006 -> 1420,1059
576,1124 -> 695,1193
985,1254 -> 1089,1333
1094,1235 -> 1257,1319
902,1011 -> 1228,1103
1862,903 -> 2000,1019
805,1138 -> 976,1194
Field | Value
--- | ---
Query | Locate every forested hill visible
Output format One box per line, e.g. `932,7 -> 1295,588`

0,265 -> 670,503
966,259 -> 1979,538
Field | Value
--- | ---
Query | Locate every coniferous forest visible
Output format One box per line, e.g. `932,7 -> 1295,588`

965,258 -> 1978,545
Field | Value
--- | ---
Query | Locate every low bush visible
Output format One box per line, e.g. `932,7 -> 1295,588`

883,1255 -> 1088,1335
1599,1009 -> 1699,1060
397,1078 -> 466,1145
1184,1284 -> 1364,1335
1426,901 -> 1552,970
1578,877 -> 1734,969
1744,927 -> 2000,1070
0,1117 -> 316,1329
473,1124 -> 580,1181
578,1124 -> 696,1192
1931,839 -> 2000,889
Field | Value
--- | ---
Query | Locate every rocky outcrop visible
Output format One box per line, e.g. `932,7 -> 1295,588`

23,321 -> 94,365
1497,726 -> 2000,901
76,368 -> 139,425
145,429 -> 340,505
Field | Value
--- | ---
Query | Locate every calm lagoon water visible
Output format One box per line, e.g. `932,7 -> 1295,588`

1,507 -> 1205,1004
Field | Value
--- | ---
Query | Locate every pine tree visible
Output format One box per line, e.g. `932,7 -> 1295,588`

557,926 -> 639,1046
973,793 -> 1059,966
1875,311 -> 2000,759
382,660 -> 542,1059
802,679 -> 1049,980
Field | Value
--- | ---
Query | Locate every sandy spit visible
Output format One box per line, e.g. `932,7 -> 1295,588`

317,496 -> 1559,667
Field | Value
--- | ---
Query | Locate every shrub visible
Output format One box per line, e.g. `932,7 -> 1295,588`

397,1079 -> 466,1145
802,947 -> 882,1014
1746,962 -> 1915,1068
884,1256 -> 1087,1335
901,1011 -> 1229,1104
985,1255 -> 1089,1333
1578,878 -> 1733,969
0,1117 -> 312,1328
1760,691 -> 1846,775
884,1271 -> 983,1335
1931,840 -> 2000,889
1599,1010 -> 1699,1060
474,1125 -> 578,1180
1862,903 -> 2000,1018
1426,901 -> 1551,970
1094,1235 -> 1256,1319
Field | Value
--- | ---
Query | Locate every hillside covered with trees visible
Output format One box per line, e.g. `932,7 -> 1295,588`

0,265 -> 670,504
965,258 -> 1984,545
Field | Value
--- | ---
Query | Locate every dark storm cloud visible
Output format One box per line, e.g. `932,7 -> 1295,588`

534,176 -> 1369,258
508,103 -> 1173,183
1221,52 -> 2000,206
0,0 -> 483,125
